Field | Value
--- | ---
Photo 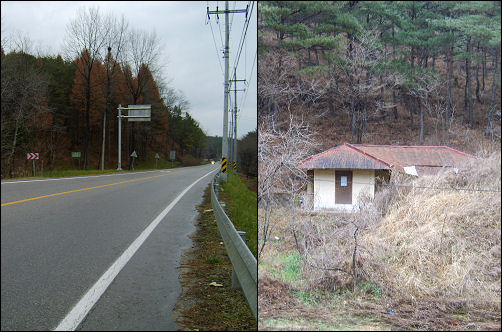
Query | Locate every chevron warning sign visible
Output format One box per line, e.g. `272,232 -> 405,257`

27,153 -> 39,160
221,157 -> 227,173
233,161 -> 237,169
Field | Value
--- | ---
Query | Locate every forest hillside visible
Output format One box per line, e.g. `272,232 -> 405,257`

257,2 -> 501,330
258,1 -> 501,155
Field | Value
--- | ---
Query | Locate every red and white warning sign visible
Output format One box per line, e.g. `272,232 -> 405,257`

27,153 -> 39,160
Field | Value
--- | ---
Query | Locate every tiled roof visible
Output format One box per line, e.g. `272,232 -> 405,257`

298,144 -> 391,170
299,143 -> 476,174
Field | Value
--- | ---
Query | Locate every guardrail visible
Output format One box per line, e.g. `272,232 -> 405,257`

211,172 -> 257,320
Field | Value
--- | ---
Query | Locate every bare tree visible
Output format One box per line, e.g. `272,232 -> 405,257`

334,31 -> 397,143
100,14 -> 129,170
258,112 -> 319,259
408,71 -> 442,144
64,6 -> 113,170
122,28 -> 163,168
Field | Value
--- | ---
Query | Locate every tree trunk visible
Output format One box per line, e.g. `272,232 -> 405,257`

475,41 -> 482,103
482,48 -> 486,91
464,36 -> 474,128
419,97 -> 424,144
100,110 -> 106,170
445,41 -> 453,128
7,114 -> 21,178
380,75 -> 386,121
84,79 -> 91,170
485,53 -> 498,137
392,89 -> 399,120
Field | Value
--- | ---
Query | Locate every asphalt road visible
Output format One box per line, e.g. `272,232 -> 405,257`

1,165 -> 218,331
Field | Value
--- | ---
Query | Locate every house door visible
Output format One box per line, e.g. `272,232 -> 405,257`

335,170 -> 352,204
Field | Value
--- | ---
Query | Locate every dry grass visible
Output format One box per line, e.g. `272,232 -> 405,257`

362,151 -> 501,309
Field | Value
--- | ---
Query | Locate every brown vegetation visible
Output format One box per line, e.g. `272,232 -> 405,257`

258,152 -> 501,330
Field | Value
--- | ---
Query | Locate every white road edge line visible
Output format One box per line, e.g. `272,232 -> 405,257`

53,168 -> 218,331
1,170 -> 170,184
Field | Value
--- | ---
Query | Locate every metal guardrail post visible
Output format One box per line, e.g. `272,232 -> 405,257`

211,175 -> 257,320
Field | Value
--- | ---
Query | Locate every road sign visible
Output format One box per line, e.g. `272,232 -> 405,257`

71,152 -> 81,158
131,150 -> 138,158
155,153 -> 160,159
127,105 -> 151,122
221,157 -> 227,173
170,150 -> 176,160
27,153 -> 39,160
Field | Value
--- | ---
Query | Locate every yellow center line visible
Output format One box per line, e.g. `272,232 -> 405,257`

1,173 -> 170,207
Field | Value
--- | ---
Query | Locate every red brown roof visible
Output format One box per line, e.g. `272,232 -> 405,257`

299,143 -> 476,175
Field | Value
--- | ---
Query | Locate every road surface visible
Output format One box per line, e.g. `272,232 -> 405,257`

1,165 -> 218,330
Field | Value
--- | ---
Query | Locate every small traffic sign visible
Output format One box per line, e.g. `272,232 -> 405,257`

221,157 -> 227,173
71,152 -> 81,158
131,150 -> 138,158
27,153 -> 39,160
155,153 -> 160,159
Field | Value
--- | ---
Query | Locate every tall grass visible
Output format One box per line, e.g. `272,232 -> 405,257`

362,151 -> 501,308
221,172 -> 258,257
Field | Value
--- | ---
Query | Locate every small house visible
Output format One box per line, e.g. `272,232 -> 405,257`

298,143 -> 476,210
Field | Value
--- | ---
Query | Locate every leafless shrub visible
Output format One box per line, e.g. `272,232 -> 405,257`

258,112 -> 319,259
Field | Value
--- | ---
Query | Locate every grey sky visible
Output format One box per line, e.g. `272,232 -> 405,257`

1,1 -> 257,138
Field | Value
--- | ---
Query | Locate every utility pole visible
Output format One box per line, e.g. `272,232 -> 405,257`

230,70 -> 246,173
207,1 -> 248,181
101,46 -> 112,171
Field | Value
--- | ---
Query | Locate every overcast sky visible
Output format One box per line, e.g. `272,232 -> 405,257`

1,1 -> 257,138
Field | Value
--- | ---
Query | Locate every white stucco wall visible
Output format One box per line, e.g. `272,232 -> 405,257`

352,169 -> 375,208
314,169 -> 335,209
313,169 -> 375,210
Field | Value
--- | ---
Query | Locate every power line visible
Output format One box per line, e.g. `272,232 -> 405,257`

208,18 -> 224,78
240,49 -> 256,110
231,1 -> 254,79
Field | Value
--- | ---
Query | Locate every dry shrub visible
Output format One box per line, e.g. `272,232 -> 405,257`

362,151 -> 501,308
295,205 -> 382,293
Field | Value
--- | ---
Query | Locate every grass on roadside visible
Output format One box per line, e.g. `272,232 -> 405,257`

6,159 -> 188,180
173,185 -> 256,331
220,171 -> 258,257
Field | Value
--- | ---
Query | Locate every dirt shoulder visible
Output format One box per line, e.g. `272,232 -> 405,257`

172,184 -> 256,331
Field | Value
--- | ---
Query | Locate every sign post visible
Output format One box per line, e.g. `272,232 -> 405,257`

170,150 -> 175,168
155,153 -> 160,168
130,150 -> 137,170
72,152 -> 81,170
117,104 -> 151,170
27,153 -> 39,176
41,160 -> 44,177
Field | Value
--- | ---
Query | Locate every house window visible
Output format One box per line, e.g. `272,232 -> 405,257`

340,176 -> 347,187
